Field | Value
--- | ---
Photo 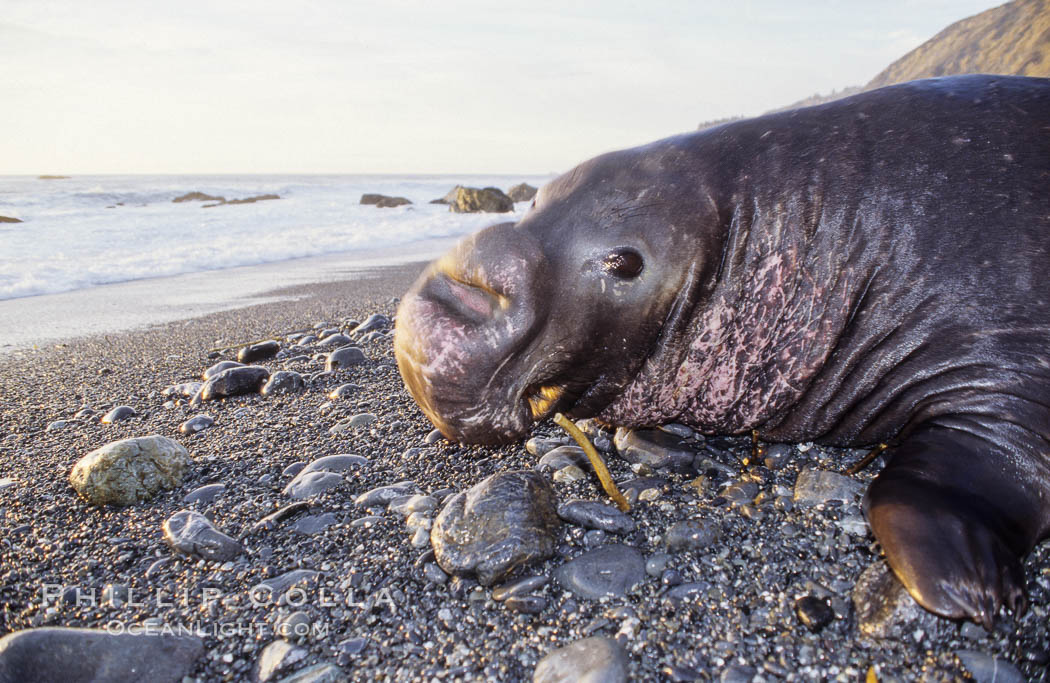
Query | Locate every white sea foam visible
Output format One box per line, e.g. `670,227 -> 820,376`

0,174 -> 550,301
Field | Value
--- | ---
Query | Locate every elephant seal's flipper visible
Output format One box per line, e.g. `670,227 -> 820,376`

864,424 -> 1045,627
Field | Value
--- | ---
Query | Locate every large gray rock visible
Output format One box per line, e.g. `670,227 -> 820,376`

315,334 -> 351,349
163,510 -> 244,561
533,636 -> 628,683
292,513 -> 339,535
0,626 -> 203,683
450,186 -> 514,214
431,470 -> 560,585
70,435 -> 192,506
355,481 -> 416,508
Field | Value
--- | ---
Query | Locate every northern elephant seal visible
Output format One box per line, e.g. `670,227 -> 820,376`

394,75 -> 1050,627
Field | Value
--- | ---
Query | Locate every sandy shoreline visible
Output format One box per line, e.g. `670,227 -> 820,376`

0,261 -> 1047,681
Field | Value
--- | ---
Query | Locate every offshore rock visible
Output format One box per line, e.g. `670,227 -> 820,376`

223,194 -> 280,205
507,182 -> 538,202
375,196 -> 411,208
450,186 -> 514,214
173,191 -> 224,203
360,193 -> 410,208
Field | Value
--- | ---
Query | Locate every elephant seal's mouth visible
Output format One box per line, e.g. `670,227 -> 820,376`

394,222 -> 555,444
522,373 -> 613,426
524,384 -> 566,421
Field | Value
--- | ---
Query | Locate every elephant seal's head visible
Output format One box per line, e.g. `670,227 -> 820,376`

394,137 -> 726,444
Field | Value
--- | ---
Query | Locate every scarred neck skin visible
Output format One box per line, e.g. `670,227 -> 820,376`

592,103 -> 926,442
594,77 -> 1050,448
595,181 -> 881,437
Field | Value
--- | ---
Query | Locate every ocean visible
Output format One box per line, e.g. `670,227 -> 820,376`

0,174 -> 552,302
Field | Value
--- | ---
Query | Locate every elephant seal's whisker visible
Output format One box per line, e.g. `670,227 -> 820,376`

553,413 -> 630,512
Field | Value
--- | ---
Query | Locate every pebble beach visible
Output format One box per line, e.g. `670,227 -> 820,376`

1,261 -> 1048,682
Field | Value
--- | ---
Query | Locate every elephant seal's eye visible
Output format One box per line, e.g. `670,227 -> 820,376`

603,248 -> 644,279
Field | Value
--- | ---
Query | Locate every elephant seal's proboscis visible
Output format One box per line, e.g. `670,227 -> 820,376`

394,75 -> 1050,628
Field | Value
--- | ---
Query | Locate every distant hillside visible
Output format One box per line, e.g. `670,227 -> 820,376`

702,0 -> 1050,127
867,0 -> 1050,88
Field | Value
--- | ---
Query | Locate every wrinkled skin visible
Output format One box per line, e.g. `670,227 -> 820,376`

395,75 -> 1050,627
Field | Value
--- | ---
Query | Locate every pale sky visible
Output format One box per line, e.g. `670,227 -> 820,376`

1,0 -> 1003,175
